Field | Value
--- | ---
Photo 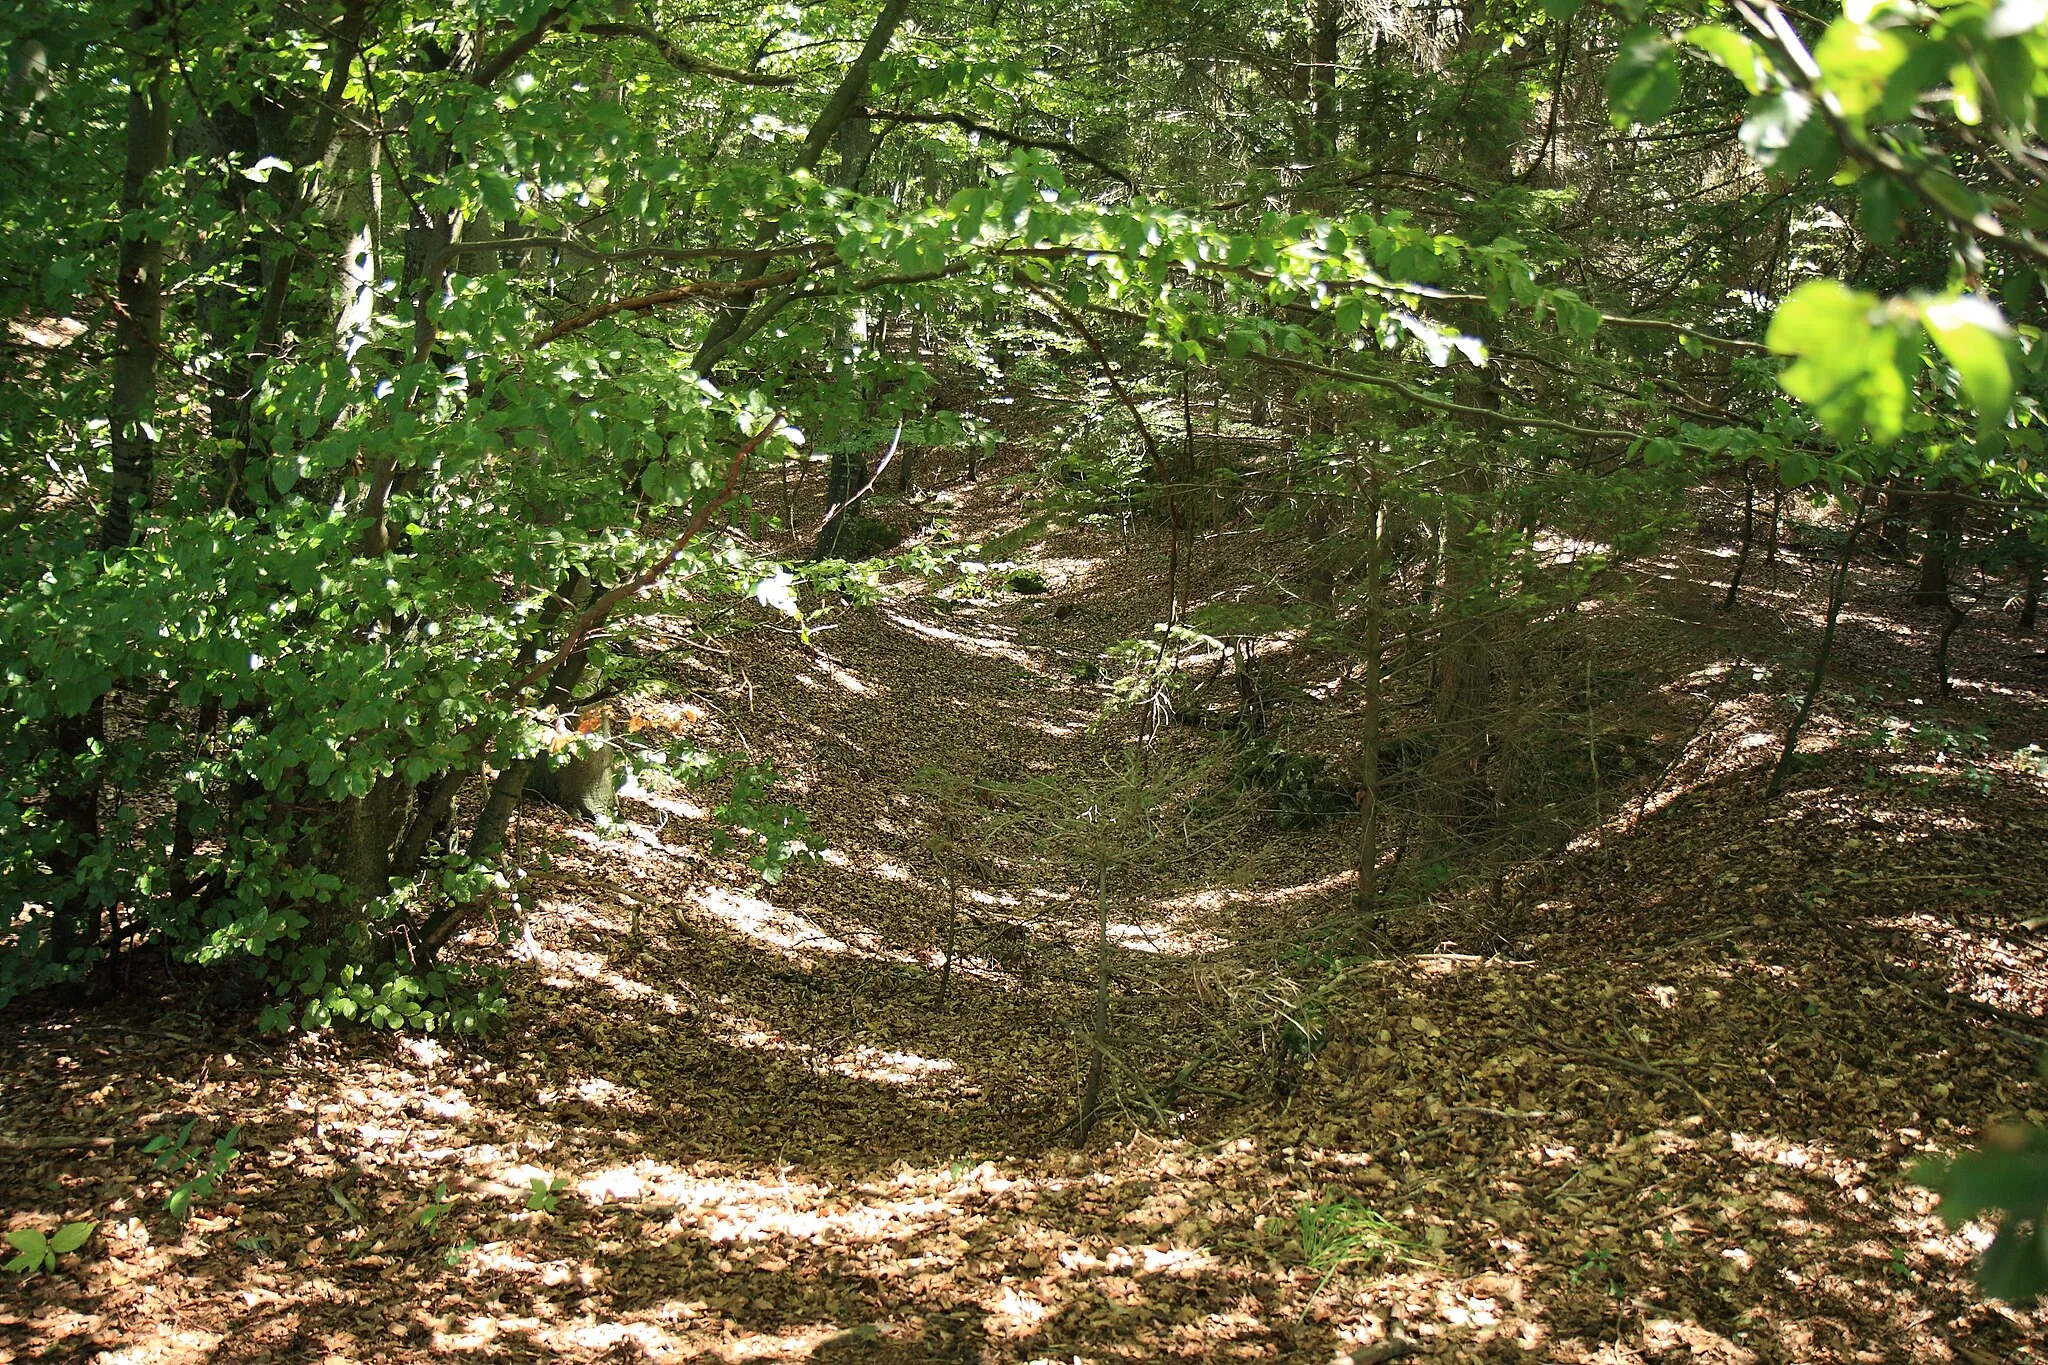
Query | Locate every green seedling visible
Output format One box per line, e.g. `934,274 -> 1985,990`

5,1221 -> 94,1275
526,1176 -> 567,1213
418,1180 -> 455,1232
145,1121 -> 243,1222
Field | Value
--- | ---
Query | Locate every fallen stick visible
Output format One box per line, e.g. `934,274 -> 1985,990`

1548,1040 -> 1726,1127
0,1134 -> 145,1153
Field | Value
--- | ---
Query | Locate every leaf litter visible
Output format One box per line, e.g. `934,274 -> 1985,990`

1,470 -> 2045,1364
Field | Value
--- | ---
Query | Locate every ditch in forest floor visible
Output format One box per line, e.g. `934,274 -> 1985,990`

3,485 -> 2046,1364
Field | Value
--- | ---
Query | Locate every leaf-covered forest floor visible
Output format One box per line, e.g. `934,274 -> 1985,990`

6,457 -> 2048,1364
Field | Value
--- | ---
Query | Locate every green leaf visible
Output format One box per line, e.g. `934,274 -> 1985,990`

1740,90 -> 1836,175
1979,1218 -> 2048,1302
1987,0 -> 2048,41
1915,1128 -> 2048,1224
1815,19 -> 1909,118
1858,175 -> 1907,247
1685,25 -> 1771,95
1766,280 -> 1919,444
1542,0 -> 1583,20
1916,1127 -> 2048,1301
1606,30 -> 1680,129
1922,293 -> 2016,423
1779,449 -> 1822,486
478,172 -> 519,223
1878,36 -> 1961,121
48,1222 -> 93,1255
4,1230 -> 46,1256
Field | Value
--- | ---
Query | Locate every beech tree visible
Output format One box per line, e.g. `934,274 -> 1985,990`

0,0 -> 2038,1050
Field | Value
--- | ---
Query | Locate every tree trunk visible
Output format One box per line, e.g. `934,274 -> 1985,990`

690,0 -> 907,373
1877,481 -> 1913,560
530,718 -> 619,819
1422,383 -> 1496,844
1768,496 -> 1869,798
816,446 -> 871,557
102,50 -> 171,552
1913,481 -> 1958,609
1075,868 -> 1111,1143
412,644 -> 597,958
1352,484 -> 1385,926
1723,462 -> 1755,610
46,25 -> 169,972
1936,602 -> 1968,696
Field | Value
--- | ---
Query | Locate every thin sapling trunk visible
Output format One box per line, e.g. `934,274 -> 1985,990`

1767,496 -> 1869,798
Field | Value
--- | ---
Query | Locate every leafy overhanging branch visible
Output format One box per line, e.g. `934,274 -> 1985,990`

861,106 -> 1137,192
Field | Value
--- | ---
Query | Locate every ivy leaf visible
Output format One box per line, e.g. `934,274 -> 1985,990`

1607,30 -> 1679,129
1921,293 -> 2015,425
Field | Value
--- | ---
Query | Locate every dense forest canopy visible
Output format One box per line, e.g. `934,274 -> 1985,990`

9,0 -> 2048,1343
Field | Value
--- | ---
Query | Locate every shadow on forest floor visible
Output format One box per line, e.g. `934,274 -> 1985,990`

4,482 -> 2048,1364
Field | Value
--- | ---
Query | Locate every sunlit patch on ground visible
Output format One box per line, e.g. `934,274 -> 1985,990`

8,494 -> 2048,1365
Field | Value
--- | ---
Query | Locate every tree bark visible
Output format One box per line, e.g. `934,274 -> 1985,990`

101,48 -> 171,553
691,0 -> 909,374
1913,480 -> 1958,609
46,19 -> 169,972
1768,496 -> 1869,798
1723,462 -> 1755,610
1352,482 -> 1385,924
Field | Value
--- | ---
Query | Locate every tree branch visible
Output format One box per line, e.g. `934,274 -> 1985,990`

573,23 -> 802,86
503,417 -> 782,700
437,237 -> 828,270
530,266 -> 813,346
861,106 -> 1135,191
470,4 -> 573,89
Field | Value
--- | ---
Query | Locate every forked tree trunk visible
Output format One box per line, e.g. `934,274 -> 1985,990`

1768,497 -> 1869,798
